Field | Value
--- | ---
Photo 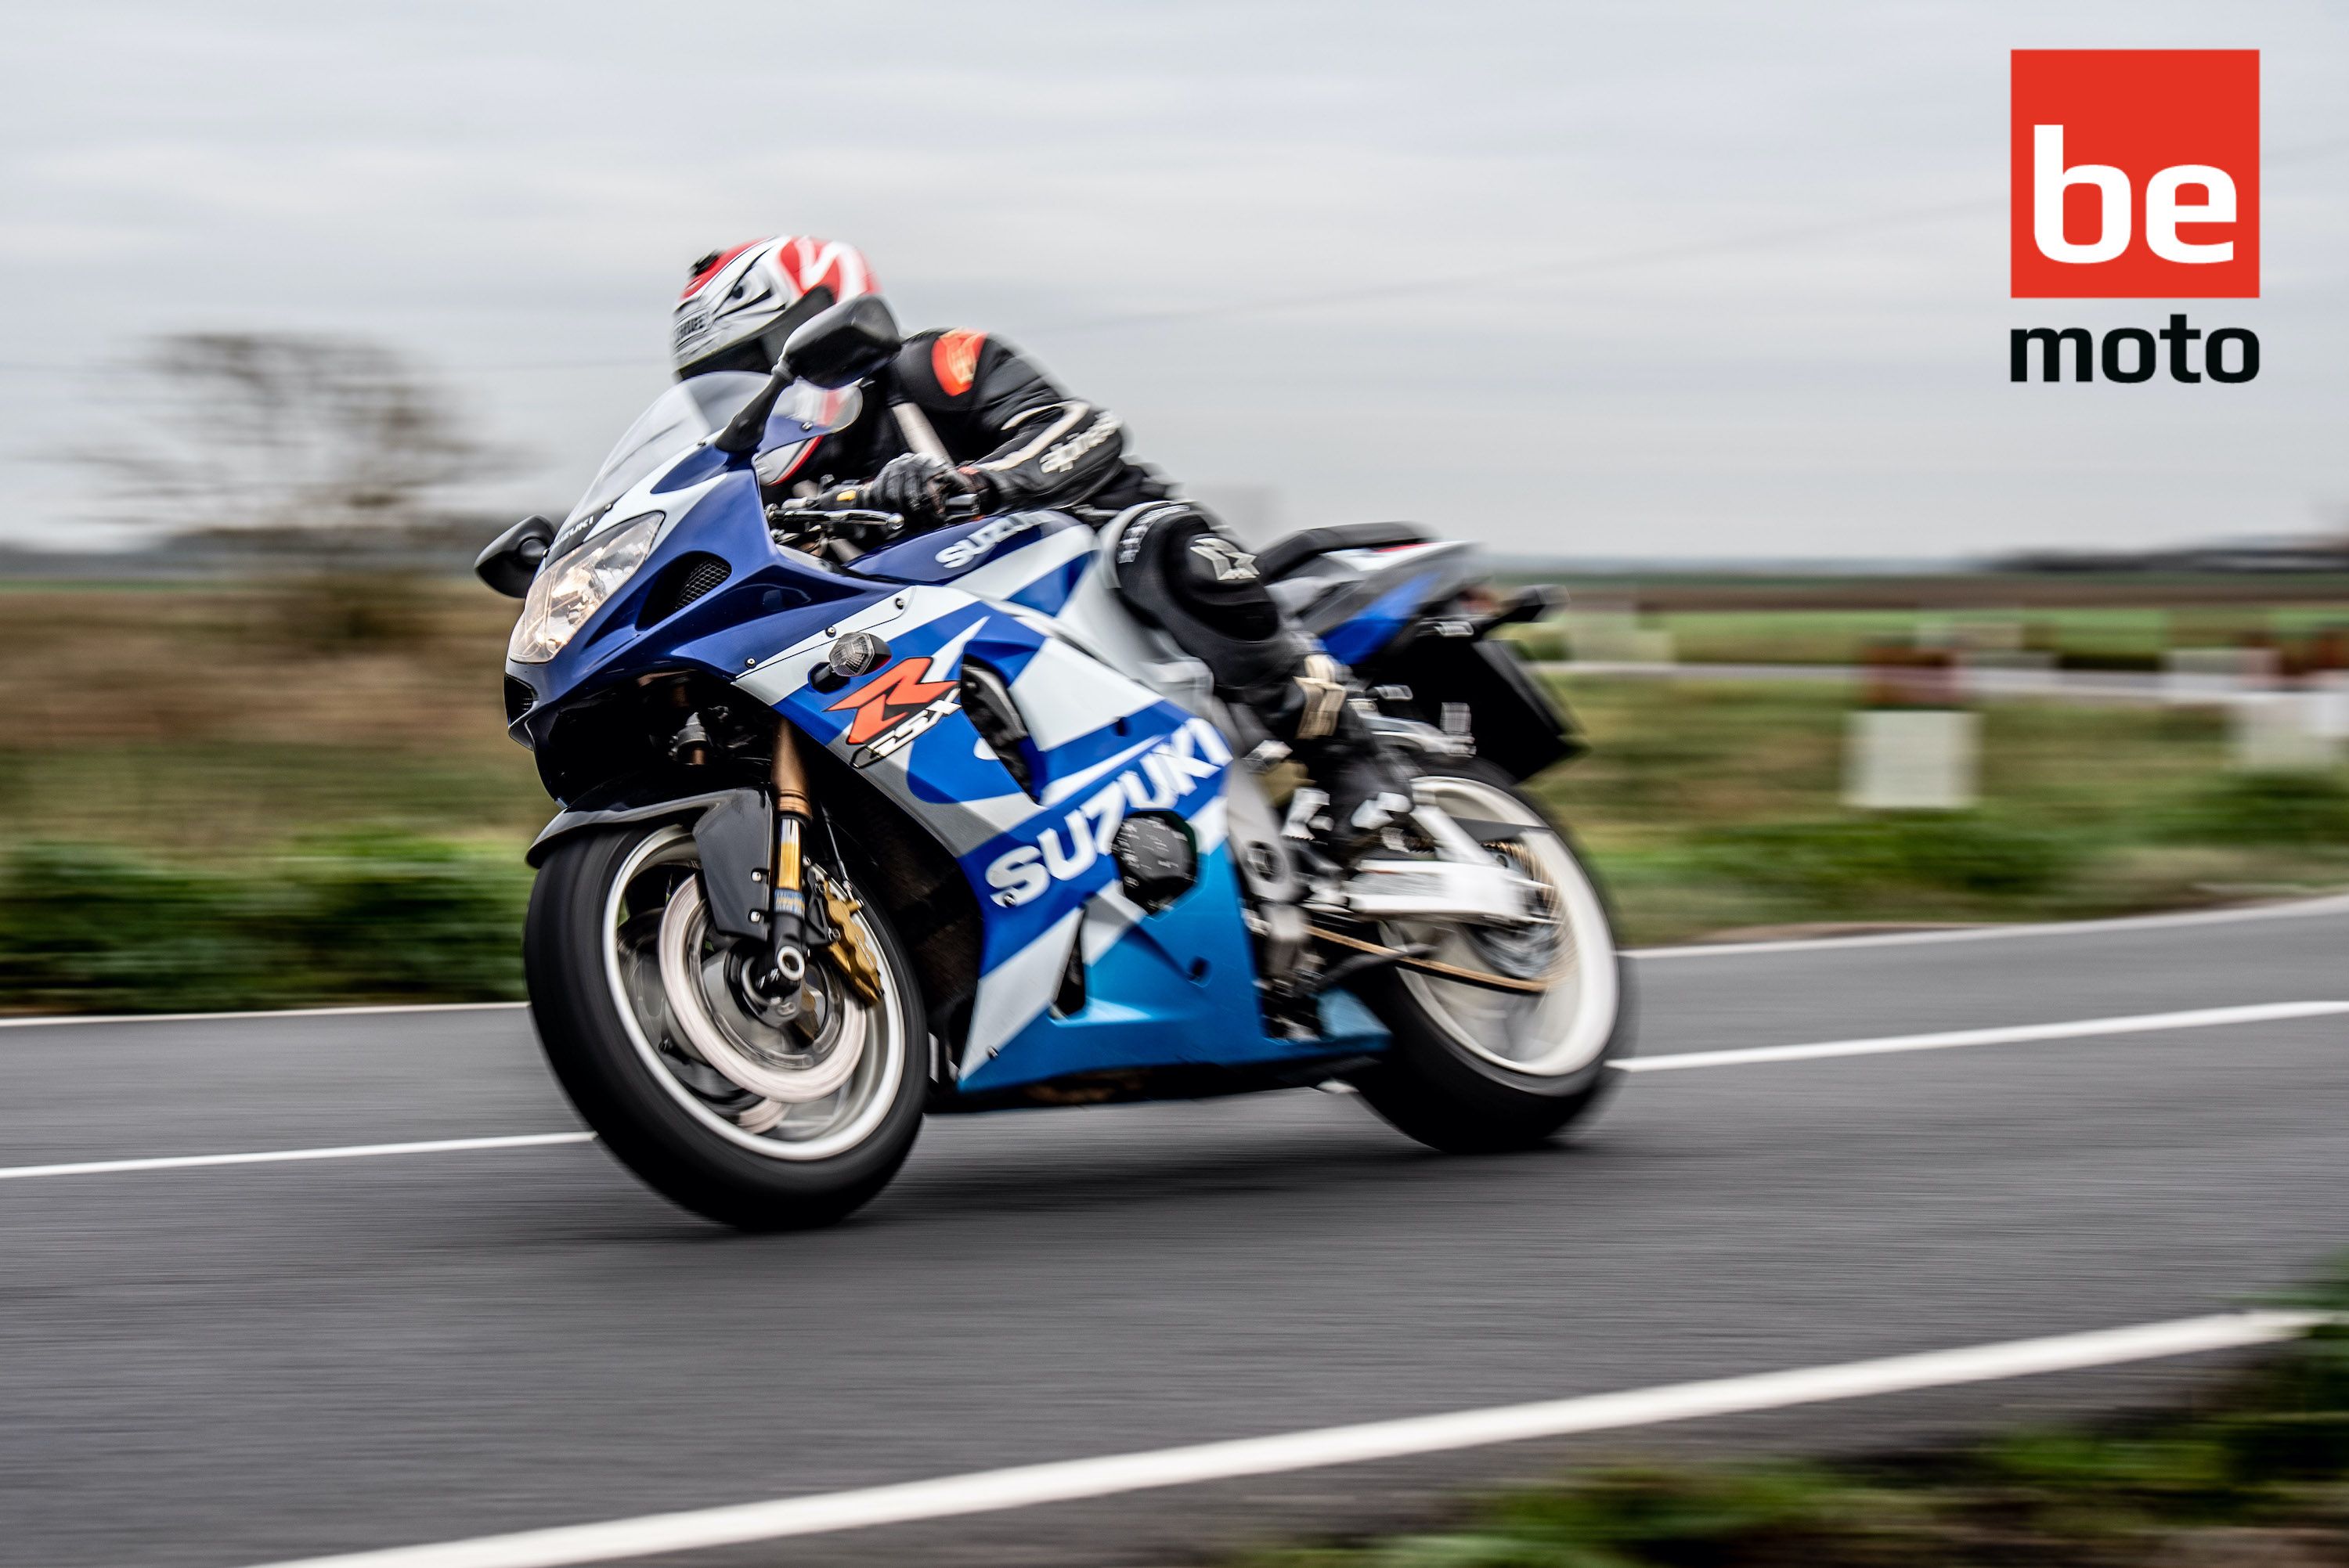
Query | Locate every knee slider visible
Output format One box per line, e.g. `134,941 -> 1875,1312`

1109,503 -> 1295,691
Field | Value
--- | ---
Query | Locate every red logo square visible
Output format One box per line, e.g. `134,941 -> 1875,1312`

2010,49 -> 2258,299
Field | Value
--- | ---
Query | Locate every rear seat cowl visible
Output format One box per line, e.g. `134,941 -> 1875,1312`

1254,521 -> 1427,581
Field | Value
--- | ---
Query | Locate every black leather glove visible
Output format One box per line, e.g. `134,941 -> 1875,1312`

869,452 -> 954,519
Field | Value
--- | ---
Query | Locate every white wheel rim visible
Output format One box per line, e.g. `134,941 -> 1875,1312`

1389,776 -> 1618,1078
601,826 -> 907,1162
656,878 -> 868,1104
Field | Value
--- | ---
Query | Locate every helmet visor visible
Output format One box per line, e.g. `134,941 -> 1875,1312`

673,285 -> 838,380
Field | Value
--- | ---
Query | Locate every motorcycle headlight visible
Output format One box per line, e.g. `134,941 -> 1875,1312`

507,511 -> 664,663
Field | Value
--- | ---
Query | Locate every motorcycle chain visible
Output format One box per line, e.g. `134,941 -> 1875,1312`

1305,927 -> 1554,995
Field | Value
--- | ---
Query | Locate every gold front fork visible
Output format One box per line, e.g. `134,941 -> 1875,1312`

769,718 -> 812,980
769,716 -> 882,1004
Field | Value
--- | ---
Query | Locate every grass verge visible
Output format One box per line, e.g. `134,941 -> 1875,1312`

2,582 -> 2344,1007
1532,676 -> 2349,945
1229,1267 -> 2349,1567
0,835 -> 529,1015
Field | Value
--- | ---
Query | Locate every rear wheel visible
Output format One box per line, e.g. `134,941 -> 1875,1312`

1349,758 -> 1631,1152
525,821 -> 928,1230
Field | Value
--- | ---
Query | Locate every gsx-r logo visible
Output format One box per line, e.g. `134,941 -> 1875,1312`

828,655 -> 962,769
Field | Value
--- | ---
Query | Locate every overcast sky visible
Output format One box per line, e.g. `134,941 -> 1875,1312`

4,1 -> 2344,558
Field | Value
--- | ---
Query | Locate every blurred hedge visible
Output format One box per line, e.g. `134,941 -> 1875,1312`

0,835 -> 529,1015
1694,812 -> 2087,900
2163,772 -> 2349,847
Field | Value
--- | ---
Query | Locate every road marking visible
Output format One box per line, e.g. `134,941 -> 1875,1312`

9,1003 -> 2340,1184
0,1131 -> 593,1183
1629,891 -> 2349,961
240,1310 -> 2318,1568
0,1001 -> 527,1032
1615,1000 -> 2349,1074
2,892 -> 2345,1030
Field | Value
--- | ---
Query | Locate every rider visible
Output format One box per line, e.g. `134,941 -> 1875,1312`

671,235 -> 1413,852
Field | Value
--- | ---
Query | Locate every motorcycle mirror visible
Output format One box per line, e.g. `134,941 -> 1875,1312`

475,514 -> 557,598
778,294 -> 903,389
712,296 -> 904,455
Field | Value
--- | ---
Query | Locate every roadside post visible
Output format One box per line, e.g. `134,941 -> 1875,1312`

1845,643 -> 1978,810
2230,631 -> 2346,771
2308,625 -> 2349,746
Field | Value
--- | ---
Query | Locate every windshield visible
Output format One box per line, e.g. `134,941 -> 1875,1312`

556,373 -> 861,550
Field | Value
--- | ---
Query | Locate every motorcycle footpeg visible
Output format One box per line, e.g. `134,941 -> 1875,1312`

1280,788 -> 1328,841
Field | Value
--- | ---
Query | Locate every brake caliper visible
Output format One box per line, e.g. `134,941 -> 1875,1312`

810,867 -> 883,1006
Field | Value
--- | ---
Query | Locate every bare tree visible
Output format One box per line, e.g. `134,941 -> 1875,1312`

92,332 -> 503,553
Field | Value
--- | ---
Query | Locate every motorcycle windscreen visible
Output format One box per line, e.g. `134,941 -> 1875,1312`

548,375 -> 860,561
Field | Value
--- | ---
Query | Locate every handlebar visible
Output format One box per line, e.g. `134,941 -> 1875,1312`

774,483 -> 897,516
767,485 -> 983,550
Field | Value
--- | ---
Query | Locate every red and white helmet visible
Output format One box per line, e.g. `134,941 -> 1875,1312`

670,236 -> 879,380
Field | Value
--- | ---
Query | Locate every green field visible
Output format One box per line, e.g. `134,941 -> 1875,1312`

1532,676 -> 2349,945
2,579 -> 2345,1011
1512,602 -> 2349,669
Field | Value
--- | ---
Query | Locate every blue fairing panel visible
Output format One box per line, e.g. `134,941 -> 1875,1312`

958,847 -> 1392,1094
1319,571 -> 1437,667
844,510 -> 1099,619
953,712 -> 1227,974
957,847 -> 1258,1088
505,465 -> 886,732
847,510 -> 1091,587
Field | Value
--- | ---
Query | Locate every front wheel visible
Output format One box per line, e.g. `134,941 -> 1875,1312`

1348,758 -> 1632,1153
524,821 -> 929,1230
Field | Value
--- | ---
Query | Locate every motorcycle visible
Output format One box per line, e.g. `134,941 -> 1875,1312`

478,296 -> 1630,1229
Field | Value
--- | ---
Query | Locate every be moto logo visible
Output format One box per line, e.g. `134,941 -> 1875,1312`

2009,49 -> 2261,384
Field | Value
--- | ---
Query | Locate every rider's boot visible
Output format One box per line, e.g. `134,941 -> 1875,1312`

1104,500 -> 1416,860
1246,654 -> 1417,860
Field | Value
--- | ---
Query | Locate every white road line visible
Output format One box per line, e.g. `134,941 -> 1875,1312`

0,1001 -> 526,1031
9,1002 -> 2339,1184
1628,890 -> 2349,961
1615,1000 -> 2349,1074
241,1310 -> 2318,1568
0,1131 -> 593,1183
1,892 -> 2344,1032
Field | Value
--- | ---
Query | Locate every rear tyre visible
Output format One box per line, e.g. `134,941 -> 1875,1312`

525,821 -> 928,1230
1349,758 -> 1632,1153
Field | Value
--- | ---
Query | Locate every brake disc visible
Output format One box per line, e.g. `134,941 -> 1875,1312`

658,878 -> 866,1103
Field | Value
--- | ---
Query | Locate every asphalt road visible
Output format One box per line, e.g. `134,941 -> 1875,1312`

3,899 -> 2346,1567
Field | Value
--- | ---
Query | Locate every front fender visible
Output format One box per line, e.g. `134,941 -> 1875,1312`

525,773 -> 774,943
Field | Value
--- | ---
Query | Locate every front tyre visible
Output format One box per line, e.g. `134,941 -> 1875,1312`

1350,758 -> 1633,1153
525,821 -> 927,1230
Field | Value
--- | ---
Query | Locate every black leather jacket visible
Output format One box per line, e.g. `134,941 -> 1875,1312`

811,329 -> 1169,515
